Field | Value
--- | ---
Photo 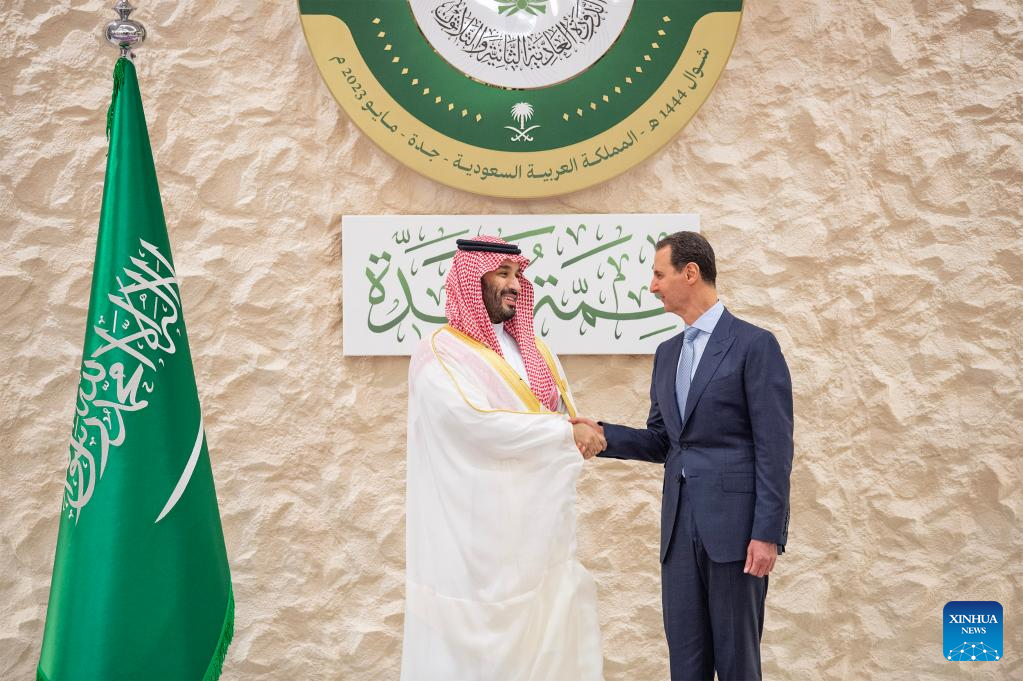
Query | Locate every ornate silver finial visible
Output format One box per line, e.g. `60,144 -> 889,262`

105,1 -> 146,58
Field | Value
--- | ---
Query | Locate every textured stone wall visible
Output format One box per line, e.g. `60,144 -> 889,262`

2,1 -> 1021,679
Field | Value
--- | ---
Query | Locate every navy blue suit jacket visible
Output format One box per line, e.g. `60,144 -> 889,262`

600,308 -> 793,563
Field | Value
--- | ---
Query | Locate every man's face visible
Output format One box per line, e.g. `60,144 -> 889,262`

481,259 -> 522,324
650,246 -> 695,315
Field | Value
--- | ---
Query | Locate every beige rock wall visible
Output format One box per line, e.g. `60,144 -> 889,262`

2,1 -> 1021,679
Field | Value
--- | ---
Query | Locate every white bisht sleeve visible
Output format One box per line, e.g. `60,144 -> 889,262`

426,367 -> 576,459
410,344 -> 578,465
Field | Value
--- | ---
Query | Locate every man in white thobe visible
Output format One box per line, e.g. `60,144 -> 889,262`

401,237 -> 606,681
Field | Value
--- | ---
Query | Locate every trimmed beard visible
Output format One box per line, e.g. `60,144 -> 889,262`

482,280 -> 517,324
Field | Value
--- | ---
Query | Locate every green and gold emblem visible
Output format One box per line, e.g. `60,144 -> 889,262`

298,0 -> 743,198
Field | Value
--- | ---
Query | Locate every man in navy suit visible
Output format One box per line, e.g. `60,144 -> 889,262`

573,232 -> 793,680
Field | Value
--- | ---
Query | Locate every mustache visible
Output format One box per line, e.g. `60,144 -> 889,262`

499,288 -> 518,300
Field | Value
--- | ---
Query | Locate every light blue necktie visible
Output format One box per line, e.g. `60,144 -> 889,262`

675,326 -> 701,421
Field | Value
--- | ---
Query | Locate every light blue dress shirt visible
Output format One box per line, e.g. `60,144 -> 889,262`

676,300 -> 725,380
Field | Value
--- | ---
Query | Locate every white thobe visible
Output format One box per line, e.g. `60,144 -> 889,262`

400,325 -> 604,681
494,322 -> 565,413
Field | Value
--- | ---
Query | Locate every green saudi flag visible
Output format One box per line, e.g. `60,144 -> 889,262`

37,58 -> 234,681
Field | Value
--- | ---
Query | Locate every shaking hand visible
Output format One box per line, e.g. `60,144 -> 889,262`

569,416 -> 604,438
571,418 -> 606,460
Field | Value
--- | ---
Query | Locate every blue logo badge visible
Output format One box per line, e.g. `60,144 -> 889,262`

944,601 -> 1002,661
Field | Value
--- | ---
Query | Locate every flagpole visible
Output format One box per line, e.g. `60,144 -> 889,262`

102,2 -> 146,140
38,4 -> 234,680
104,1 -> 146,59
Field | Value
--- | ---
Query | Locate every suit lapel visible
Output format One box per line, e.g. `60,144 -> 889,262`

682,310 -> 736,428
661,333 -> 684,434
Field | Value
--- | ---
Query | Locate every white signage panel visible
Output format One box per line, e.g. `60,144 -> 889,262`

342,213 -> 698,355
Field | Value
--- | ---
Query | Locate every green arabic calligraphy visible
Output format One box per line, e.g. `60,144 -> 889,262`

361,218 -> 699,345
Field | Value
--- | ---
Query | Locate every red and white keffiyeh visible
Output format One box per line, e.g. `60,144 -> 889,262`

444,235 -> 559,411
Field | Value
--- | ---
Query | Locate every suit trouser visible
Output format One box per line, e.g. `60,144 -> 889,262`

662,477 -> 768,681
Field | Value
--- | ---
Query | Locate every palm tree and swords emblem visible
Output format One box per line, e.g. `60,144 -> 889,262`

506,102 -> 541,142
498,0 -> 547,140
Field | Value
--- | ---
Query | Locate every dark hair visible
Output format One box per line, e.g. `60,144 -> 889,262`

655,231 -> 716,285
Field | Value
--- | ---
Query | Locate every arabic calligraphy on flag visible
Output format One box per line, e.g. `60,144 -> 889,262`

66,239 -> 184,521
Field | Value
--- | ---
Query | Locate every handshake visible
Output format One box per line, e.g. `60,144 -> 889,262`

570,417 -> 606,460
